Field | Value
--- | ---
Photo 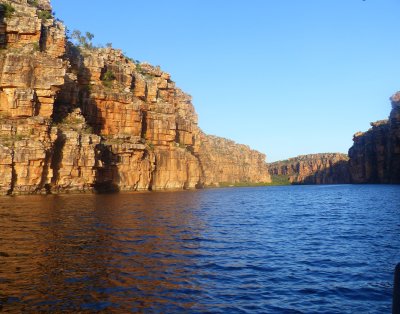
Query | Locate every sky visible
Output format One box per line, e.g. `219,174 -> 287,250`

51,0 -> 400,162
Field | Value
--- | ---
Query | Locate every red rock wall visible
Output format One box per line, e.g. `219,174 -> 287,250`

0,0 -> 271,194
0,0 -> 66,194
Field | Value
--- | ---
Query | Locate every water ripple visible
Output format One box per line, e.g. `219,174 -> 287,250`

0,185 -> 399,313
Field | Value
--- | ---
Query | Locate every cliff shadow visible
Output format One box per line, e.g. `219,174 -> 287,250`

52,74 -> 78,123
52,42 -> 121,193
37,151 -> 52,194
50,128 -> 66,190
53,42 -> 106,132
93,143 -> 121,194
0,5 -> 6,49
296,160 -> 351,185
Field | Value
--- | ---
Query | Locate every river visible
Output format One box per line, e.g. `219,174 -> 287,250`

0,185 -> 399,313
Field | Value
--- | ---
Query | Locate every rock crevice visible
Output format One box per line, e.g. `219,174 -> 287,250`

0,0 -> 271,195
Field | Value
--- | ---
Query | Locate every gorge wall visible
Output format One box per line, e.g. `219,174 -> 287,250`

198,133 -> 270,186
348,93 -> 400,183
269,92 -> 400,185
0,0 -> 271,195
268,153 -> 350,184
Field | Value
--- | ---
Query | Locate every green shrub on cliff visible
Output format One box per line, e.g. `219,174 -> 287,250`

1,3 -> 15,18
27,0 -> 39,7
146,141 -> 154,151
101,70 -> 116,88
71,30 -> 96,50
103,70 -> 116,81
134,61 -> 143,73
38,10 -> 52,21
32,42 -> 40,52
0,134 -> 26,147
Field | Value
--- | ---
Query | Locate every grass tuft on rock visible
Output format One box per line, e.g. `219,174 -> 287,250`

1,3 -> 15,18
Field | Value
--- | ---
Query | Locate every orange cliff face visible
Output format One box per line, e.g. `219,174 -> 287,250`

0,0 -> 271,195
0,0 -> 66,194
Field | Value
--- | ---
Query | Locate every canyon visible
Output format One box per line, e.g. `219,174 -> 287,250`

0,0 -> 271,195
0,0 -> 398,196
268,93 -> 400,185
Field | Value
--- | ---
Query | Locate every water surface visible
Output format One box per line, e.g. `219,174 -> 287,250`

0,185 -> 399,313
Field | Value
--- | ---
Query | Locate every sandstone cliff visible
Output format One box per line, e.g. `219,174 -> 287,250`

0,0 -> 65,194
268,153 -> 350,184
348,93 -> 400,183
198,133 -> 271,187
0,0 -> 271,194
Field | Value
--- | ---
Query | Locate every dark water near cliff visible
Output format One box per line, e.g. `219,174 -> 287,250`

0,185 -> 399,313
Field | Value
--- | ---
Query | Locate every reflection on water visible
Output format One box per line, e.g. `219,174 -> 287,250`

0,192 -> 206,312
0,185 -> 399,313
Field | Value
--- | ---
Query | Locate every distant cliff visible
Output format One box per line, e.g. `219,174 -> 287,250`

198,133 -> 270,187
268,153 -> 350,184
0,0 -> 271,195
348,93 -> 400,183
270,91 -> 400,186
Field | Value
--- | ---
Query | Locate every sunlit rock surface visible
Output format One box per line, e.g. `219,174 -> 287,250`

0,0 -> 271,194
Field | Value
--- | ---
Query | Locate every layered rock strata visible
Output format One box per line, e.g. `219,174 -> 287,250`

0,0 -> 271,194
268,153 -> 350,184
198,133 -> 271,186
348,93 -> 400,183
0,0 -> 65,194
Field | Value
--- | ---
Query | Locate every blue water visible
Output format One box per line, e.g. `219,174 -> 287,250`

0,185 -> 399,313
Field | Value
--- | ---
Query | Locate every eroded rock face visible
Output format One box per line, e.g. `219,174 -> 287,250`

56,45 -> 270,191
198,133 -> 271,186
348,93 -> 400,183
55,46 -> 204,191
268,153 -> 350,184
0,0 -> 66,194
50,109 -> 101,193
0,0 -> 271,194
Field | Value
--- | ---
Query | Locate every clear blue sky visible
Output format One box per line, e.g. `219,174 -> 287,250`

52,0 -> 400,162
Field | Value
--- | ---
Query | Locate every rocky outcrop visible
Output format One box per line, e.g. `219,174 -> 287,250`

50,109 -> 101,193
56,46 -> 205,191
198,133 -> 271,186
0,0 -> 271,194
268,153 -> 350,184
348,93 -> 400,183
0,0 -> 66,194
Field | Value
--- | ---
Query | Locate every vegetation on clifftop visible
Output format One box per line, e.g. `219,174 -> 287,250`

70,30 -> 96,50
